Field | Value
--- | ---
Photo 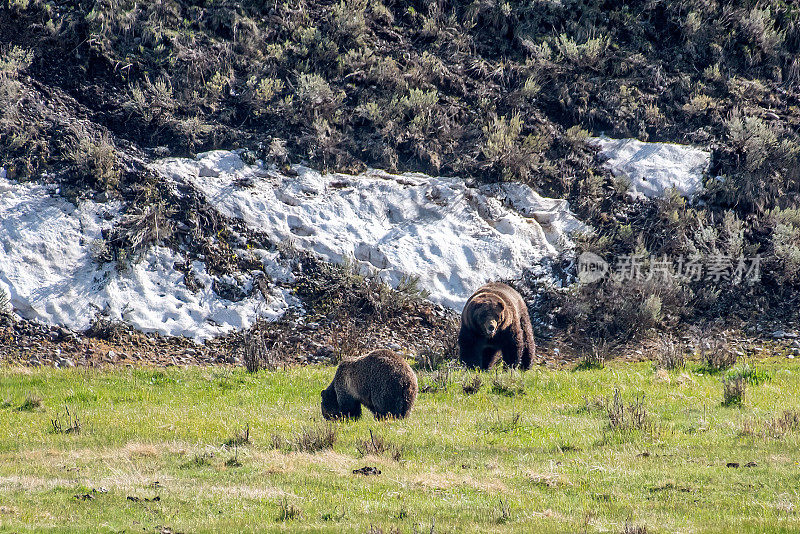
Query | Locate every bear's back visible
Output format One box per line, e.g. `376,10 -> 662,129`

343,349 -> 417,417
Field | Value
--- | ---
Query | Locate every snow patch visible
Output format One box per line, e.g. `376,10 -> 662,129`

156,151 -> 587,310
0,177 -> 293,341
591,137 -> 710,199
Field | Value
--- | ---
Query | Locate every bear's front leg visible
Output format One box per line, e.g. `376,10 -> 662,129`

335,386 -> 363,419
459,328 -> 489,369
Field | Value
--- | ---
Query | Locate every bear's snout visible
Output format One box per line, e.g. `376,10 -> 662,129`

483,320 -> 498,338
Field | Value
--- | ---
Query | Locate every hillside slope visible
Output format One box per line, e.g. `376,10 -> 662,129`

1,0 -> 800,352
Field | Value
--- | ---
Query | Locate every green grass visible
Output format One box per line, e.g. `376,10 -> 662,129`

1,361 -> 799,533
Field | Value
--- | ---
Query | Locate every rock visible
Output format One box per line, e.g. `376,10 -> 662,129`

387,342 -> 402,351
352,466 -> 381,476
57,358 -> 75,368
315,345 -> 335,360
773,330 -> 786,339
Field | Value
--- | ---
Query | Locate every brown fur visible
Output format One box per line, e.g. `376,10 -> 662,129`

321,349 -> 418,420
458,282 -> 535,370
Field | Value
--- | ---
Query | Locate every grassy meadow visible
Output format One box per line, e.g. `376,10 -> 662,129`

1,359 -> 799,533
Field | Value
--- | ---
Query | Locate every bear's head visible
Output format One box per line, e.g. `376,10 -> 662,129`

471,297 -> 505,338
320,385 -> 340,420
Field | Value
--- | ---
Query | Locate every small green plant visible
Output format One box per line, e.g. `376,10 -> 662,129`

574,346 -> 605,371
296,73 -> 340,114
462,373 -> 483,394
606,389 -> 651,432
722,376 -> 746,407
333,0 -> 368,41
481,112 -> 546,180
50,405 -> 82,434
698,337 -> 737,372
181,452 -> 214,469
225,448 -> 242,468
17,394 -> 42,411
0,45 -> 33,75
496,498 -> 512,524
726,363 -> 770,386
223,423 -> 250,448
770,207 -> 800,283
72,132 -> 120,191
622,522 -> 649,534
0,287 -> 10,312
554,33 -> 610,68
490,370 -> 525,397
656,336 -> 685,370
277,498 -> 302,521
243,326 -> 277,373
85,315 -> 127,342
250,76 -> 284,114
417,339 -> 456,371
483,410 -> 523,434
419,367 -> 451,393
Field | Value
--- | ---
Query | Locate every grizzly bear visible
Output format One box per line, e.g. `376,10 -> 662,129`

321,349 -> 418,420
458,282 -> 535,370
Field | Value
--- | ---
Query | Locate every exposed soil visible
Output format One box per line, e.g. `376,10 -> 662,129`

2,309 -> 797,371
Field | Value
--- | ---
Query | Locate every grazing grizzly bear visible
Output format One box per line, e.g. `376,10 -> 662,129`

321,349 -> 418,420
458,282 -> 535,370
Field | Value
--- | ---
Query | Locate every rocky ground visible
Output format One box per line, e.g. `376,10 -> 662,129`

3,309 -> 798,371
0,302 -> 461,369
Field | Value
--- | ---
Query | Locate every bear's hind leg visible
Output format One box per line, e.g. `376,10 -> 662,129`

499,329 -> 524,368
520,319 -> 535,370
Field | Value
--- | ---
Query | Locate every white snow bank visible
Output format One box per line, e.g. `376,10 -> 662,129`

0,178 -> 293,341
591,137 -> 710,199
156,151 -> 587,310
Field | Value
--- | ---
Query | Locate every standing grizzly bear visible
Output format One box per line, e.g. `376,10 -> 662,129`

458,282 -> 535,370
321,349 -> 418,420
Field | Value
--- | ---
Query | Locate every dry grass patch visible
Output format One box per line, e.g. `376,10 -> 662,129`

741,410 -> 800,439
355,429 -> 403,461
526,471 -> 568,488
0,476 -> 75,491
293,422 -> 337,453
